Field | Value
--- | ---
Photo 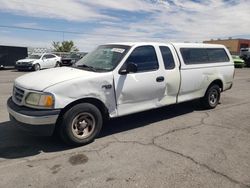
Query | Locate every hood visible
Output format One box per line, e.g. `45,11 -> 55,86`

17,59 -> 38,63
15,67 -> 100,91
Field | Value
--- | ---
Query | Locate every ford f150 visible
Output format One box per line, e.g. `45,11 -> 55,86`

7,42 -> 234,145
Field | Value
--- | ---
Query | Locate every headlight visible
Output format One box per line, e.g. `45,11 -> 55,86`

25,92 -> 54,108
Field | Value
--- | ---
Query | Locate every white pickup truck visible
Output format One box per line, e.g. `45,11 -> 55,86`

7,42 -> 234,145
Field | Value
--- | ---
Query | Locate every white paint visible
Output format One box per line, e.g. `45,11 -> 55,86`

12,42 -> 234,119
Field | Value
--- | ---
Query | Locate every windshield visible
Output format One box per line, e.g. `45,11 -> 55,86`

27,55 -> 41,59
76,45 -> 130,72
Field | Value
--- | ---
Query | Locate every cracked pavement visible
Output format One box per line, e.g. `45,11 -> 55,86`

0,69 -> 250,188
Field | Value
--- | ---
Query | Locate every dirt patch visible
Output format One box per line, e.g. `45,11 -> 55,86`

69,154 -> 88,166
50,164 -> 61,174
106,177 -> 115,182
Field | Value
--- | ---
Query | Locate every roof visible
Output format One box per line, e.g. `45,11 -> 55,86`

107,42 -> 168,46
204,38 -> 250,42
107,42 -> 226,48
172,43 -> 226,48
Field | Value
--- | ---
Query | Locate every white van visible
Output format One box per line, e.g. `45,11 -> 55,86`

7,42 -> 234,145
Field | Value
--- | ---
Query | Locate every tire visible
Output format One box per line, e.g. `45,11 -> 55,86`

59,103 -> 103,146
33,63 -> 40,71
55,62 -> 60,67
201,84 -> 221,109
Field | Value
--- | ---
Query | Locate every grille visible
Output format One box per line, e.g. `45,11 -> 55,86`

13,86 -> 25,104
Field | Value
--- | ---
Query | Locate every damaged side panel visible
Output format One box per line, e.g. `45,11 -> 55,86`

114,72 -> 166,116
178,65 -> 233,103
45,72 -> 118,117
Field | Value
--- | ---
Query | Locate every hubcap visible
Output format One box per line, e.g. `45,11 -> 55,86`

71,112 -> 95,139
209,89 -> 218,105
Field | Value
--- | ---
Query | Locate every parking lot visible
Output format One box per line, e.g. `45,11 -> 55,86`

0,68 -> 250,188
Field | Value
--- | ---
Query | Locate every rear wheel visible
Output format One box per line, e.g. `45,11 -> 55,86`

201,84 -> 221,109
55,62 -> 60,67
59,103 -> 103,146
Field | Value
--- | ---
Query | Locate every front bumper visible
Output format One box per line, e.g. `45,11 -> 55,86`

7,97 -> 61,136
15,64 -> 33,70
61,60 -> 73,66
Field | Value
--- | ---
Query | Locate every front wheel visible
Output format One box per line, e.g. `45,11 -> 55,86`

59,103 -> 103,146
201,84 -> 221,109
33,63 -> 40,71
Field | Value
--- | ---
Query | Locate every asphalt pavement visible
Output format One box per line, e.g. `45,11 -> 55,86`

0,68 -> 250,188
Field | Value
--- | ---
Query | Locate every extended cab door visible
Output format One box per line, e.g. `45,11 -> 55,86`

114,45 -> 167,116
157,45 -> 181,105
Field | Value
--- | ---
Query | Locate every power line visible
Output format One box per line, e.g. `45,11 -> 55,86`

0,24 -> 164,39
0,25 -> 82,34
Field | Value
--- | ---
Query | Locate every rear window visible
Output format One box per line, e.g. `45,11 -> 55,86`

159,46 -> 175,70
180,48 -> 229,64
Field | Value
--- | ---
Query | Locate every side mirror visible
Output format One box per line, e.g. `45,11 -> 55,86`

119,62 -> 137,75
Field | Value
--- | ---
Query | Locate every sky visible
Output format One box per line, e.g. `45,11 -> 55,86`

0,0 -> 250,51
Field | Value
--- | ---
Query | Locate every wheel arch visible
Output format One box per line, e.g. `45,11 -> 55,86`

33,63 -> 41,70
55,61 -> 61,67
207,79 -> 223,92
55,97 -> 109,129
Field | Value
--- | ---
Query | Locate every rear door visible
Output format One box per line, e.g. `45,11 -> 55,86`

157,45 -> 181,105
47,54 -> 57,67
114,45 -> 167,116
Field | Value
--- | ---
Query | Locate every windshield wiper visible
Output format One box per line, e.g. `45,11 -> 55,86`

77,64 -> 97,72
77,64 -> 110,72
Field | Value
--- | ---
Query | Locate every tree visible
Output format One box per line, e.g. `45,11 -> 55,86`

52,40 -> 79,52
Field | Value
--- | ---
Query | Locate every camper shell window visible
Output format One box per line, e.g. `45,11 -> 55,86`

180,48 -> 230,64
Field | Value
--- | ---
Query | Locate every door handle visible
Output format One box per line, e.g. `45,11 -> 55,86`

156,76 -> 164,82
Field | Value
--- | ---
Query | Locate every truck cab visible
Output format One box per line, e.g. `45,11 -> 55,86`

7,42 -> 234,146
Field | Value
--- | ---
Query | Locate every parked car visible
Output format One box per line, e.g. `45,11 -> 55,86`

60,52 -> 87,66
231,55 -> 245,68
15,53 -> 61,71
7,42 -> 234,146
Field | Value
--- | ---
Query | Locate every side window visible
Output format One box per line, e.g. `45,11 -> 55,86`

47,54 -> 55,59
207,49 -> 229,62
180,48 -> 230,64
126,46 -> 159,72
180,48 -> 209,64
43,54 -> 49,59
159,46 -> 175,69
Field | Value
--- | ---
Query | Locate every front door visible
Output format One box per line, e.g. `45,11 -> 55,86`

41,54 -> 50,69
114,45 -> 166,116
